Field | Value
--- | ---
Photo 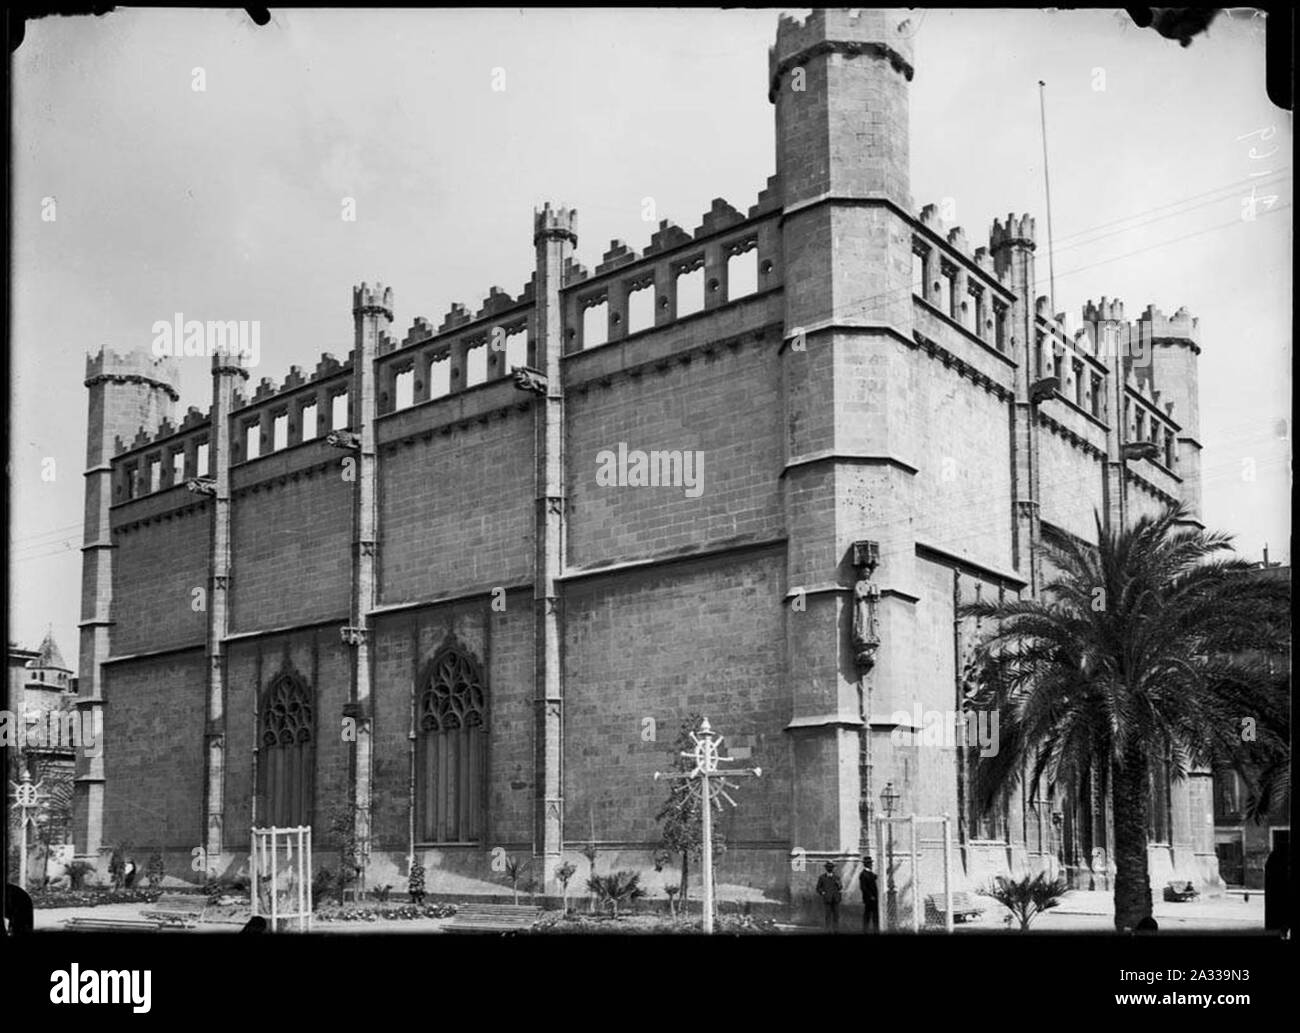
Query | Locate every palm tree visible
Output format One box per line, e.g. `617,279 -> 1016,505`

962,504 -> 1289,930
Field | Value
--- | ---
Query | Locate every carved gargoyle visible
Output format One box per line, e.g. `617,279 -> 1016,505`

326,429 -> 361,450
1122,441 -> 1159,462
511,365 -> 548,395
1029,377 -> 1060,405
186,477 -> 217,495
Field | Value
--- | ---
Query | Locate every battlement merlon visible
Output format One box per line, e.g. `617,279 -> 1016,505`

769,8 -> 915,100
84,346 -> 181,401
989,213 -> 1036,252
1140,304 -> 1200,347
1083,296 -> 1126,324
534,203 -> 578,247
353,282 -> 394,320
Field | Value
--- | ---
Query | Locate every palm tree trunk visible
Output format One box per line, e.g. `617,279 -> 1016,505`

1111,743 -> 1153,930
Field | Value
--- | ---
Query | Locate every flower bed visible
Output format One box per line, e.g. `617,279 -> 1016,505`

313,902 -> 459,923
31,888 -> 165,910
532,911 -> 777,934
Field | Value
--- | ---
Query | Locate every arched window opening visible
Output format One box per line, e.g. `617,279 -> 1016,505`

259,672 -> 315,828
417,644 -> 487,843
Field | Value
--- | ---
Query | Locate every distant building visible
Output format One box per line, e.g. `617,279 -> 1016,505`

7,630 -> 78,866
1213,555 -> 1290,889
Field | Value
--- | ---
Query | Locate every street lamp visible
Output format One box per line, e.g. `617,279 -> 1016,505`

880,781 -> 900,929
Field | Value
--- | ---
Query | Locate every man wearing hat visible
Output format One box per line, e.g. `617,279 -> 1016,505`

815,861 -> 843,931
859,857 -> 879,933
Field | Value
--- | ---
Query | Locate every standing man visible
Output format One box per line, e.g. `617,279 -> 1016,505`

816,861 -> 842,931
859,856 -> 879,933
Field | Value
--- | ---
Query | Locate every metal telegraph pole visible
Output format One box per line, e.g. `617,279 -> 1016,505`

654,717 -> 760,933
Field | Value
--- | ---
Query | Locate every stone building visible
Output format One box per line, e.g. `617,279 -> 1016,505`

72,8 -> 1217,914
8,631 -> 77,779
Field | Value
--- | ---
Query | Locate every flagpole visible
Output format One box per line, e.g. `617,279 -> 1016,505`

1038,80 -> 1057,316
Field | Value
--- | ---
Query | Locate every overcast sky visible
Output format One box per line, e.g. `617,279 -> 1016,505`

10,8 -> 1291,667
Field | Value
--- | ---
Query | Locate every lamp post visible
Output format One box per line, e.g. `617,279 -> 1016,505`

1052,809 -> 1064,882
880,780 -> 899,930
653,717 -> 760,934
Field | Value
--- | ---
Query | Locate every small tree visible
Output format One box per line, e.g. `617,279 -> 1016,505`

502,855 -> 528,904
665,883 -> 680,918
588,870 -> 645,919
581,839 -> 598,913
326,803 -> 362,904
556,861 -> 577,914
65,860 -> 95,890
988,872 -> 1068,931
408,862 -> 426,905
145,851 -> 166,888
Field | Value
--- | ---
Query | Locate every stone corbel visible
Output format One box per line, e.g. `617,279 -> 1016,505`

340,626 -> 369,647
327,429 -> 361,450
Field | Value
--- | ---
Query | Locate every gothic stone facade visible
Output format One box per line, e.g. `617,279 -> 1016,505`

73,9 -> 1218,914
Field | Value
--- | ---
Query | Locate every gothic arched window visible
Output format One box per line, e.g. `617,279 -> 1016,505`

417,644 -> 487,843
259,672 -> 315,828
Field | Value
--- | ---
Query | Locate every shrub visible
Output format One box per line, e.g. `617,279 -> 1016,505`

408,862 -> 426,905
205,873 -> 251,902
986,872 -> 1068,931
588,870 -> 646,918
65,860 -> 96,891
145,852 -> 166,888
312,867 -> 337,904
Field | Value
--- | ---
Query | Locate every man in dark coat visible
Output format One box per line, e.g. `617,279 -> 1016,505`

815,862 -> 842,931
859,857 -> 879,932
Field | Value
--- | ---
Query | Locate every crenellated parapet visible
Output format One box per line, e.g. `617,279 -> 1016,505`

1083,296 -> 1125,325
439,303 -> 473,333
595,241 -> 639,276
748,174 -> 782,217
475,286 -> 516,321
1140,303 -> 1200,346
180,405 -> 208,431
314,353 -> 344,380
563,257 -> 589,287
352,282 -> 394,319
85,346 -> 181,402
769,7 -> 915,100
644,220 -> 693,256
402,317 -> 436,349
989,212 -> 1036,252
694,198 -> 745,238
534,202 -> 578,247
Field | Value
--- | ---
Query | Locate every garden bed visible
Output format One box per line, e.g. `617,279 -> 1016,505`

533,910 -> 777,934
313,901 -> 458,922
30,888 -> 165,910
